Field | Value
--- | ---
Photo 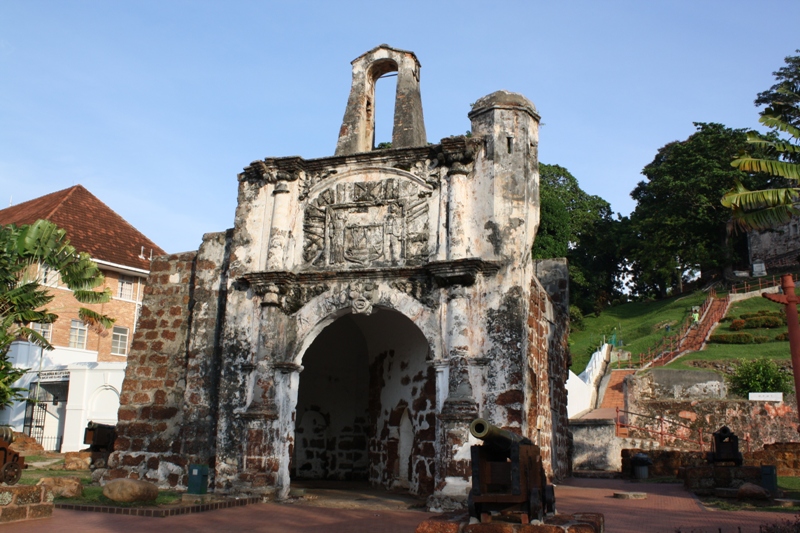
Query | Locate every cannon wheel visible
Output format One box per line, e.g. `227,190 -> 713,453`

3,462 -> 21,485
528,487 -> 543,522
544,484 -> 556,515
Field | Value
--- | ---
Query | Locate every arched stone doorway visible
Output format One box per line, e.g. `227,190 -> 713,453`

293,307 -> 436,496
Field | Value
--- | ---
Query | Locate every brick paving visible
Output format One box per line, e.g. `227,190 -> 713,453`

599,370 -> 634,410
1,478 -> 795,532
556,477 -> 790,533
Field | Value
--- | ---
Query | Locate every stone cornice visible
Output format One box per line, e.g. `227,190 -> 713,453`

239,258 -> 502,296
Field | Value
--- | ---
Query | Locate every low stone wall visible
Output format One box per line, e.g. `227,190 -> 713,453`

621,449 -> 705,478
0,485 -> 53,523
680,466 -> 761,495
747,442 -> 800,476
571,418 -> 621,471
622,443 -> 800,478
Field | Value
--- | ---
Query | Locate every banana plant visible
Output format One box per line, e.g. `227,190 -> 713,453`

723,86 -> 800,232
0,220 -> 114,407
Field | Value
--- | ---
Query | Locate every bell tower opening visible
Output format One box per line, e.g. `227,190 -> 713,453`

373,70 -> 397,149
293,307 -> 437,496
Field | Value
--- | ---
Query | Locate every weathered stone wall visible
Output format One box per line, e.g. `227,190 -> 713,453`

749,217 -> 800,270
107,232 -> 231,487
108,47 -> 571,506
0,485 -> 53,524
622,444 -> 800,478
571,418 -> 620,472
107,251 -> 196,486
527,261 -> 571,480
627,370 -> 799,450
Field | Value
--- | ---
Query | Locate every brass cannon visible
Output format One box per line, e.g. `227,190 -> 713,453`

0,427 -> 26,485
467,418 -> 555,523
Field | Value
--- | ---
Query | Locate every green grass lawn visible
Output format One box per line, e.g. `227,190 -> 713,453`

665,289 -> 792,370
779,476 -> 800,500
570,291 -> 707,372
19,465 -> 91,486
665,342 -> 791,371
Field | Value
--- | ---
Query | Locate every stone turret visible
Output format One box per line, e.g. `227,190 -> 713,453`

335,45 -> 427,155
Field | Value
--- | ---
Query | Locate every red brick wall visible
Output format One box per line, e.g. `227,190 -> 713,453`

39,268 -> 143,363
106,252 -> 196,486
527,279 -> 570,481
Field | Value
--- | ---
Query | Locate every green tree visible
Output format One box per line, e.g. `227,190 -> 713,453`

755,51 -> 800,131
533,164 -> 623,314
723,85 -> 800,232
626,123 -> 773,297
0,220 -> 113,407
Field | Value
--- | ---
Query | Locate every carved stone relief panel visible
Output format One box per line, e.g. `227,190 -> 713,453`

303,174 -> 431,268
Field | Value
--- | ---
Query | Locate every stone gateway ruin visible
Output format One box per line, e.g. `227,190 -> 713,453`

107,45 -> 571,508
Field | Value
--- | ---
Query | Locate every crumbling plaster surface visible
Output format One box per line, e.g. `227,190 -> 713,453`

108,46 -> 570,509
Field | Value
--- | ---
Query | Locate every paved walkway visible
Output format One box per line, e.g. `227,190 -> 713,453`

599,370 -> 634,410
3,478 -> 794,532
556,478 -> 789,533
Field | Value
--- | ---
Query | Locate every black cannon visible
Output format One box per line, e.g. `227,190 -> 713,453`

467,418 -> 555,524
706,426 -> 743,466
0,427 -> 26,485
84,421 -> 116,452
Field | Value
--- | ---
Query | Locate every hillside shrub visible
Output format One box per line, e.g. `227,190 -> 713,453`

709,332 -> 753,344
727,358 -> 793,396
569,305 -> 585,332
740,310 -> 781,320
744,316 -> 784,329
776,332 -> 790,341
729,319 -> 746,331
753,335 -> 770,344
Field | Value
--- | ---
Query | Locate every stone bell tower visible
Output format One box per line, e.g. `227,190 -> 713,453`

335,45 -> 426,155
106,45 -> 570,511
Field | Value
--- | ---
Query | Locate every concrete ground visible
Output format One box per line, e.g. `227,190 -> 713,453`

3,478 -> 796,532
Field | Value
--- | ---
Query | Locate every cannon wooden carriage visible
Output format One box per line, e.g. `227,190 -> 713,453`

0,427 -> 26,485
467,418 -> 555,524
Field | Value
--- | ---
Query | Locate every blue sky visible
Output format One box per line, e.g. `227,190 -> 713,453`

1,1 -> 798,253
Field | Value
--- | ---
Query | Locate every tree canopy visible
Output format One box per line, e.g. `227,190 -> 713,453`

755,50 -> 800,131
0,220 -> 113,407
534,164 -> 623,314
722,52 -> 800,232
625,123 -> 773,297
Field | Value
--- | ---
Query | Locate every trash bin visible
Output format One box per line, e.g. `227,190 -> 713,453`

187,464 -> 209,495
761,465 -> 778,497
631,453 -> 653,480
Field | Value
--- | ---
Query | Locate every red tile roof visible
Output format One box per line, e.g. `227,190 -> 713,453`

0,185 -> 166,271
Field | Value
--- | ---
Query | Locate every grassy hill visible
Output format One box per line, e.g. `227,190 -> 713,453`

569,291 -> 707,372
665,291 -> 792,370
569,287 -> 793,374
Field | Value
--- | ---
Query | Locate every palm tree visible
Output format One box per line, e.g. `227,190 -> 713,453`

0,220 -> 113,407
722,86 -> 800,232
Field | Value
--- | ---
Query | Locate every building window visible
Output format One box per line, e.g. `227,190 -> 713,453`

40,266 -> 59,287
69,320 -> 87,350
117,275 -> 135,300
31,322 -> 52,342
111,326 -> 129,356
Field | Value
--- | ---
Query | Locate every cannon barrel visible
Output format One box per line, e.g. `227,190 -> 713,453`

470,418 -> 532,457
0,427 -> 15,444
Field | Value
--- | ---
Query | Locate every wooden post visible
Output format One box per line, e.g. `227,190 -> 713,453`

763,274 -> 800,428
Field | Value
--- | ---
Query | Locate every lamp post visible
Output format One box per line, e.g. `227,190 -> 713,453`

763,274 -> 800,418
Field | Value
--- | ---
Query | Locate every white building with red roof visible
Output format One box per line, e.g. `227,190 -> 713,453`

0,185 -> 165,452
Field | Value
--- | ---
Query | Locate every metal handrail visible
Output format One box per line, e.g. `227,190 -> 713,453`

729,274 -> 795,295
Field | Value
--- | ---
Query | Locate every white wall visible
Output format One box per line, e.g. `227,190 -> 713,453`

61,362 -> 125,452
567,344 -> 611,419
